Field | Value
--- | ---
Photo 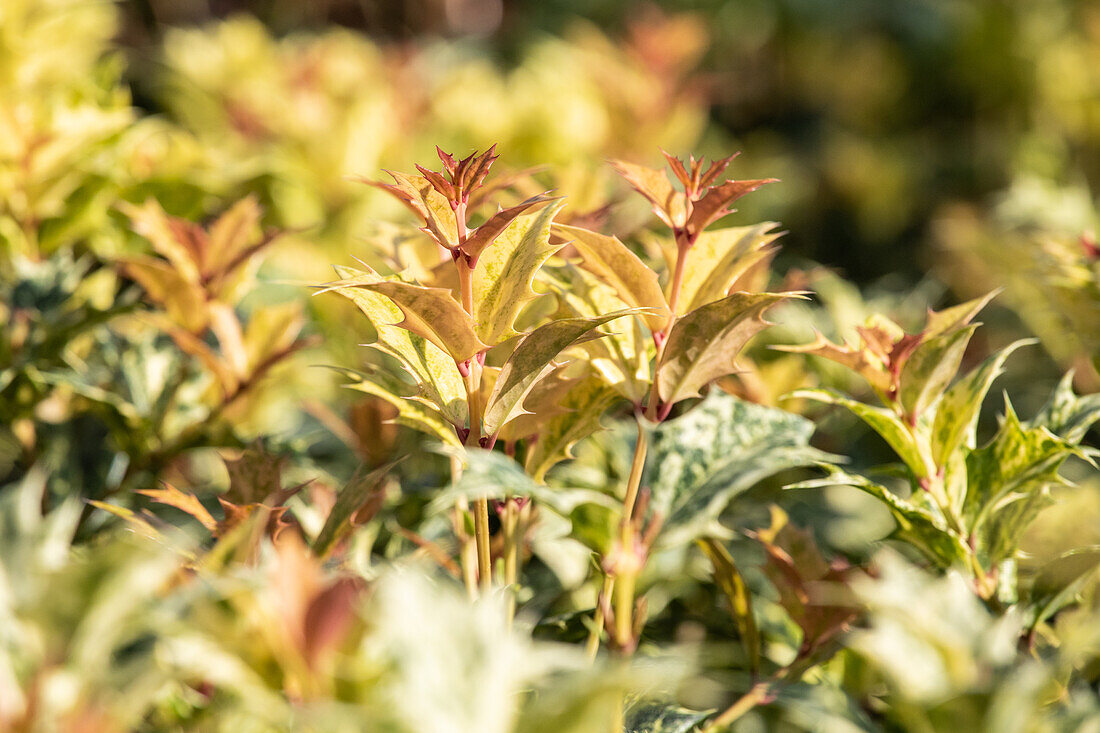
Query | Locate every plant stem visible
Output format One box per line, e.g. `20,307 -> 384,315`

700,681 -> 772,732
586,574 -> 615,661
621,413 -> 649,522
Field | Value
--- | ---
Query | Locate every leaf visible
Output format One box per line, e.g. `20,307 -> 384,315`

1026,546 -> 1100,630
789,467 -> 970,569
965,402 -> 1076,566
483,312 -> 633,437
610,159 -> 687,229
472,199 -> 565,345
645,391 -> 836,548
120,199 -> 203,283
657,291 -> 791,406
350,280 -> 487,363
1026,370 -> 1100,444
206,195 -> 264,275
525,375 -> 619,482
553,223 -> 669,330
495,363 -> 580,442
137,484 -> 217,532
312,462 -> 392,558
461,194 -> 557,261
686,177 -> 778,237
325,265 -> 467,425
222,446 -> 292,506
749,505 -> 859,656
335,366 -> 463,448
675,223 -> 782,315
118,256 -> 208,332
792,388 -> 931,478
624,703 -> 713,733
362,171 -> 458,247
698,538 -> 759,674
898,324 -> 978,421
932,339 -> 1034,466
923,291 -> 999,340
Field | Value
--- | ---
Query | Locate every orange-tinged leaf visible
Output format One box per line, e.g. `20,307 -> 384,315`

461,193 -> 557,261
119,256 -> 208,333
362,171 -> 458,247
675,223 -> 783,314
686,177 -> 777,237
554,223 -> 670,330
610,159 -> 688,229
121,199 -> 203,283
138,483 -> 218,532
206,195 -> 264,276
208,301 -> 249,378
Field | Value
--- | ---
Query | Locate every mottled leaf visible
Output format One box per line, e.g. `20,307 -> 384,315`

625,703 -> 713,733
525,375 -> 619,482
675,223 -> 781,315
462,193 -> 557,261
1026,371 -> 1100,444
898,325 -> 978,421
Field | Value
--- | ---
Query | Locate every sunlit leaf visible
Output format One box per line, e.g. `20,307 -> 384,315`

675,223 -> 781,315
462,193 -> 557,261
525,375 -> 619,482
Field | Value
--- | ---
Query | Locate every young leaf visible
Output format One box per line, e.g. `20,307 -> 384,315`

553,223 -> 669,330
698,538 -> 760,674
657,291 -> 791,406
645,391 -> 836,548
674,223 -> 782,315
137,484 -> 217,533
472,200 -> 565,345
610,159 -> 687,229
461,193 -> 557,261
898,324 -> 978,421
336,366 -> 463,448
792,388 -> 931,478
1025,370 -> 1100,443
361,171 -> 458,247
349,280 -> 488,363
932,339 -> 1034,466
685,177 -> 778,238
483,312 -> 634,437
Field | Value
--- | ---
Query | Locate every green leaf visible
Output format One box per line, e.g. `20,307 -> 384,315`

325,265 -> 467,426
553,223 -> 669,330
312,462 -> 392,558
483,312 -> 634,437
698,538 -> 759,674
923,291 -> 998,339
349,280 -> 487,363
645,391 -> 835,548
525,375 -> 619,482
472,199 -> 565,345
965,402 -> 1076,566
657,291 -> 790,406
675,223 -> 782,315
793,388 -> 930,478
898,324 -> 978,421
1026,371 -> 1100,444
789,467 -> 970,569
362,171 -> 458,247
1026,546 -> 1100,630
624,703 -> 713,733
931,339 -> 1034,467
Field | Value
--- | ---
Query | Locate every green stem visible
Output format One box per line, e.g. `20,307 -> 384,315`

586,574 -> 614,661
700,681 -> 772,732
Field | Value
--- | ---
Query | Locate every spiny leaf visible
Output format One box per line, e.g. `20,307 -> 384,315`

312,462 -> 392,558
698,538 -> 759,674
898,324 -> 978,421
462,193 -> 557,261
645,391 -> 835,549
361,170 -> 458,247
472,199 -> 565,345
553,222 -> 669,330
657,291 -> 791,406
965,403 -> 1077,566
923,290 -> 999,340
525,375 -> 619,482
1026,370 -> 1100,444
483,312 -> 634,437
495,363 -> 581,442
610,159 -> 687,229
932,339 -> 1034,466
792,388 -> 931,478
350,280 -> 487,363
624,703 -> 714,733
789,467 -> 970,569
335,366 -> 463,448
675,223 -> 782,315
686,177 -> 778,237
137,484 -> 217,533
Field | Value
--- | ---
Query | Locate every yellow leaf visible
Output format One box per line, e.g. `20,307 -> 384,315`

354,280 -> 488,363
676,223 -> 782,314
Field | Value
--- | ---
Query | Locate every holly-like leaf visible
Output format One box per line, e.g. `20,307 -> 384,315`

118,256 -> 208,333
472,200 -> 565,345
349,280 -> 487,363
624,703 -> 713,733
525,375 -> 619,482
553,223 -> 669,330
932,339 -> 1034,466
335,366 -> 463,448
965,402 -> 1077,567
698,538 -> 759,674
362,171 -> 458,247
749,506 -> 860,657
461,193 -> 557,261
495,363 -> 580,442
137,484 -> 217,533
674,223 -> 781,315
685,177 -> 777,238
657,291 -> 791,406
792,388 -> 930,478
1026,370 -> 1100,444
483,312 -> 633,437
789,467 -> 970,569
610,159 -> 687,229
645,391 -> 836,548
312,462 -> 392,558
898,325 -> 978,421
